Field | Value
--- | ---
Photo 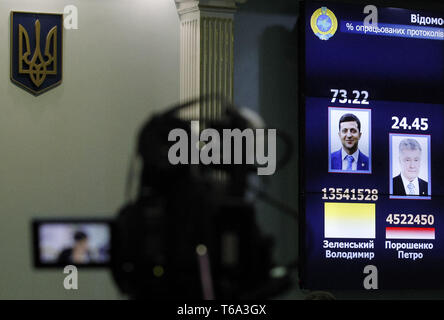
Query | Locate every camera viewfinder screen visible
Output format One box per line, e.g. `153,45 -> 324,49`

34,222 -> 111,267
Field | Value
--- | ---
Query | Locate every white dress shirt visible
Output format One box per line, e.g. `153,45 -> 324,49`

400,174 -> 420,195
341,149 -> 359,171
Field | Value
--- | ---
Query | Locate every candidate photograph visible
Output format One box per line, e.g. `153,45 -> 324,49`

390,134 -> 431,198
329,108 -> 371,173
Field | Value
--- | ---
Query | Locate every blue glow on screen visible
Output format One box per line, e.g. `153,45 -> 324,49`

302,1 -> 444,289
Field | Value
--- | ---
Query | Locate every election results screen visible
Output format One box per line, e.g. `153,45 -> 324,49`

300,1 -> 444,289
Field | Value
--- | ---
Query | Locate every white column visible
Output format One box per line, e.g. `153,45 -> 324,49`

175,0 -> 240,123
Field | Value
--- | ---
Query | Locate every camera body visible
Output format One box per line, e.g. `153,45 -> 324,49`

33,99 -> 290,299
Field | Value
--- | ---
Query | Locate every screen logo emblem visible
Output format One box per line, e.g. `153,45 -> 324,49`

311,7 -> 338,40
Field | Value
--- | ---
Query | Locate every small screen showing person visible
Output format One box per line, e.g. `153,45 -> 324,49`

38,223 -> 110,265
329,108 -> 371,173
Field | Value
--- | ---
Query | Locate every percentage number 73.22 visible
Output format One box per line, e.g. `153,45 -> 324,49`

330,89 -> 369,105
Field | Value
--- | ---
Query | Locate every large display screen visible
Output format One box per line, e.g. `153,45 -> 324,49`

300,0 -> 444,289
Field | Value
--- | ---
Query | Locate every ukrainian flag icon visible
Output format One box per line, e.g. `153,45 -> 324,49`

324,202 -> 375,239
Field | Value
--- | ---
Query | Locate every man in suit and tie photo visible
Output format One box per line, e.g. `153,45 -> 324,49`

392,138 -> 428,196
330,113 -> 369,172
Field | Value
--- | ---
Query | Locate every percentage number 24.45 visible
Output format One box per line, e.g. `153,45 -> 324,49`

391,116 -> 428,131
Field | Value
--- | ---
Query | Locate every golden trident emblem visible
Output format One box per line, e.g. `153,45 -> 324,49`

18,19 -> 57,87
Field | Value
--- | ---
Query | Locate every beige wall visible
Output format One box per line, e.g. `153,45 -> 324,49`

0,0 -> 179,299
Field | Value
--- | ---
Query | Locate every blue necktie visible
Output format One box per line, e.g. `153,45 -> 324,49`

407,182 -> 415,195
346,155 -> 354,170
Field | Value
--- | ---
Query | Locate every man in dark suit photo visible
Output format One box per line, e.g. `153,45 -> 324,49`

57,231 -> 92,265
330,113 -> 369,172
392,138 -> 428,196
